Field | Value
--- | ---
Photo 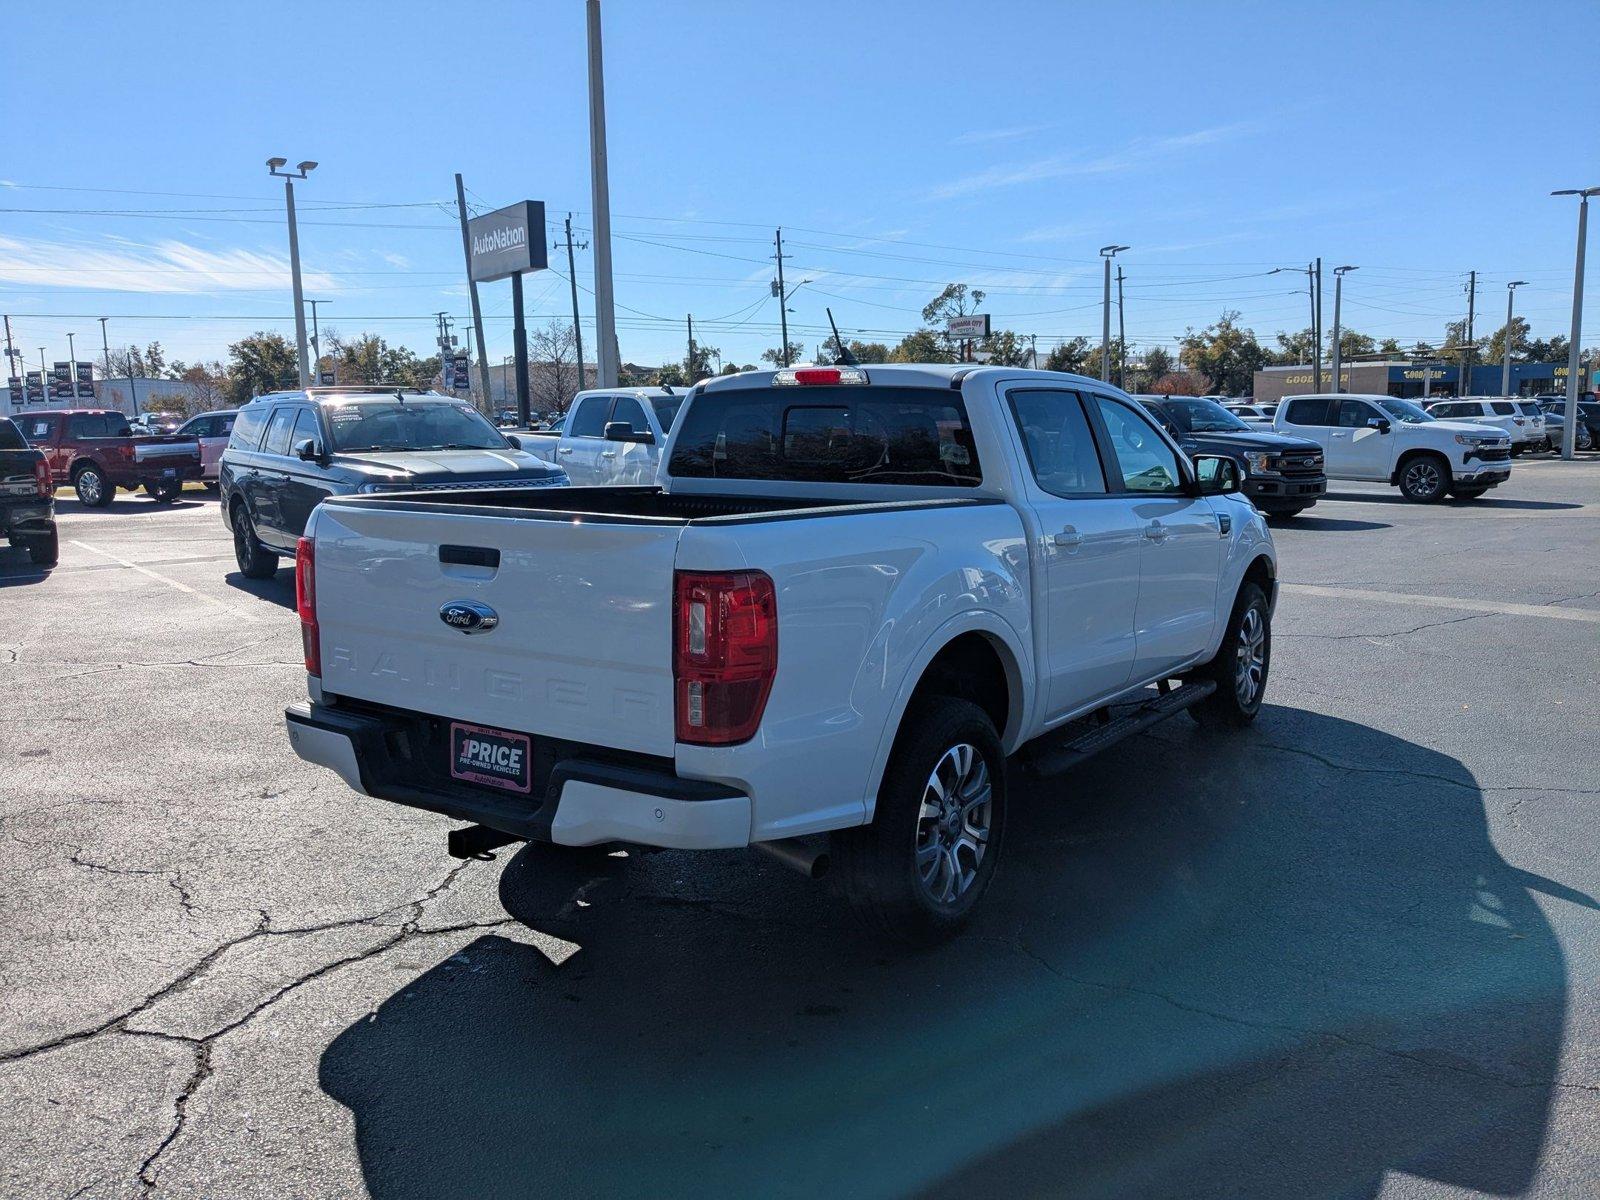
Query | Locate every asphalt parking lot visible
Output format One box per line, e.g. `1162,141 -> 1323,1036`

2,464 -> 1598,1200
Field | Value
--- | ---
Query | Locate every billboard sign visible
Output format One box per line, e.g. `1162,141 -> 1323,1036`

25,371 -> 44,404
318,369 -> 336,385
467,201 -> 548,283
946,314 -> 991,340
447,353 -> 470,391
51,362 -> 73,400
75,361 -> 95,398
6,377 -> 21,408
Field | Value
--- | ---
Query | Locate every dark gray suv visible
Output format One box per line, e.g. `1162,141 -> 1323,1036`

220,386 -> 567,578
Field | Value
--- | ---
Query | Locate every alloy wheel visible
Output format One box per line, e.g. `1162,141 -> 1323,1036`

1235,605 -> 1266,707
1404,461 -> 1440,498
914,743 -> 992,908
77,471 -> 102,504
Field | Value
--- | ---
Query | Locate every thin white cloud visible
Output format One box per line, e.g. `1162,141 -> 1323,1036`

929,123 -> 1255,201
1016,222 -> 1094,244
381,252 -> 411,269
0,233 -> 339,294
950,124 -> 1051,147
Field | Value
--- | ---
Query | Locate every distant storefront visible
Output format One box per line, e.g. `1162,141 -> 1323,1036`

1252,361 -> 1588,404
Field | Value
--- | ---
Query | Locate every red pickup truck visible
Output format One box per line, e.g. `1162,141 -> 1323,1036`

14,409 -> 203,507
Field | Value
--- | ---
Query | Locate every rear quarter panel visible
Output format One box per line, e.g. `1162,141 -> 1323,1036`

674,501 -> 1033,841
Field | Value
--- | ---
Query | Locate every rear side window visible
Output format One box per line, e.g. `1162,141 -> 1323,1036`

21,416 -> 54,442
1283,397 -> 1334,426
260,407 -> 297,456
1491,401 -> 1515,416
229,406 -> 268,450
0,419 -> 24,451
68,412 -> 130,438
568,396 -> 611,438
669,386 -> 981,486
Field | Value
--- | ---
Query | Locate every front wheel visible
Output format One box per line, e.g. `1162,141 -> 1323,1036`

27,527 -> 59,567
1578,426 -> 1595,452
1397,454 -> 1451,503
833,697 -> 1006,944
232,508 -> 280,579
1190,581 -> 1271,729
73,465 -> 115,508
1450,486 -> 1489,500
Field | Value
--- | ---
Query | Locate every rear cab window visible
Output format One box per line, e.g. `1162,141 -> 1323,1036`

669,385 -> 981,486
0,419 -> 25,451
68,412 -> 131,439
567,396 -> 612,438
1283,397 -> 1335,426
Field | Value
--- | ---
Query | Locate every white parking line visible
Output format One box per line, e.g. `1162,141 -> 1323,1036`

1281,583 -> 1600,624
70,540 -> 259,622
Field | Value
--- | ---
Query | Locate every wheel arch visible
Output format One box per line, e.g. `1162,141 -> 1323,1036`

1390,446 -> 1452,486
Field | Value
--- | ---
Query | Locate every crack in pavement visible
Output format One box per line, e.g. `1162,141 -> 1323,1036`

1247,740 -> 1479,793
1277,612 -> 1493,642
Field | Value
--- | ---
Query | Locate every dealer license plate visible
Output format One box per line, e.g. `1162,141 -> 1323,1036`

448,722 -> 532,793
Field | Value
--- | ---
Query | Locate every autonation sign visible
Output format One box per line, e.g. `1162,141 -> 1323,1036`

467,200 -> 548,283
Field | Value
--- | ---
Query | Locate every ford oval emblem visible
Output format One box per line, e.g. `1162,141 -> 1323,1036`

439,600 -> 499,635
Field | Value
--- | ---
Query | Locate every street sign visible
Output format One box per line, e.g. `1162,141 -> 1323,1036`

25,371 -> 44,404
467,201 -> 548,283
51,362 -> 72,400
75,362 -> 95,399
318,369 -> 336,386
946,314 -> 991,340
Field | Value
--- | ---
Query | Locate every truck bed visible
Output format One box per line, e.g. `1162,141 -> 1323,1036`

325,484 -> 1000,525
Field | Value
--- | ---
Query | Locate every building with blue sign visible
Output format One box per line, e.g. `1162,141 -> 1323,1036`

1253,360 -> 1592,404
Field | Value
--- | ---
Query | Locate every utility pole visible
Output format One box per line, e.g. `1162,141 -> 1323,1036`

1461,269 -> 1477,396
1029,333 -> 1038,369
1331,266 -> 1357,393
454,173 -> 493,409
559,214 -> 588,389
99,317 -> 137,417
267,157 -> 317,387
775,228 -> 791,367
1552,186 -> 1597,460
586,0 -> 618,387
1115,265 -> 1127,387
512,273 -> 530,427
2,317 -> 20,413
1099,245 -> 1129,381
1501,280 -> 1527,399
66,333 -> 78,402
1313,258 -> 1323,393
686,314 -> 695,379
307,299 -> 330,382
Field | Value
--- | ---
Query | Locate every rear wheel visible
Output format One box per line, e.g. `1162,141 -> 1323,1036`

1190,582 -> 1270,729
144,480 -> 182,503
833,697 -> 1005,944
232,507 -> 279,579
27,527 -> 59,567
72,464 -> 115,508
1397,454 -> 1451,503
1579,425 -> 1595,452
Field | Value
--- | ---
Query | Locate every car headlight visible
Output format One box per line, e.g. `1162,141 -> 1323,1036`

356,481 -> 406,494
1242,451 -> 1273,474
1454,434 -> 1484,447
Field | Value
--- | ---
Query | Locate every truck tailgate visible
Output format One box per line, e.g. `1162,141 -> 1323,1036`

310,500 -> 683,757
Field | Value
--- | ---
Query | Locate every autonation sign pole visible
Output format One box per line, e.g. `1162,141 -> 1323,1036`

468,200 -> 548,426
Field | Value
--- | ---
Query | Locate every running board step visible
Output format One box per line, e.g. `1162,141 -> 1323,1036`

1021,680 -> 1217,778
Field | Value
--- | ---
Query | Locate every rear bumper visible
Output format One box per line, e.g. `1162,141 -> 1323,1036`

285,700 -> 752,850
0,503 -> 53,537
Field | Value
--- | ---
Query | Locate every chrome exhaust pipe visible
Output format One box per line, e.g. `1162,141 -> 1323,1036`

752,837 -> 830,879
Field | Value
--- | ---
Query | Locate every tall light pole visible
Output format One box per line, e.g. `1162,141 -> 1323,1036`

305,298 -> 330,383
66,332 -> 78,402
1501,280 -> 1527,399
1552,187 -> 1597,460
586,0 -> 618,388
267,157 -> 317,387
1271,263 -> 1320,386
1115,265 -> 1127,387
1100,244 -> 1128,381
1331,266 -> 1357,392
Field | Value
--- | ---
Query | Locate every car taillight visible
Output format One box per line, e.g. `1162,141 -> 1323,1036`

34,459 -> 52,498
295,536 -> 320,677
772,365 -> 869,386
673,570 -> 777,745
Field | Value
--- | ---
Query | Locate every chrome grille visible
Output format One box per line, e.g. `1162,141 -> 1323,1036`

401,475 -> 568,493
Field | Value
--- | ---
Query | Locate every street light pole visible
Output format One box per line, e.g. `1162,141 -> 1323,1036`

1552,187 -> 1597,461
305,299 -> 330,383
1331,266 -> 1357,393
1099,245 -> 1128,381
267,157 -> 318,387
1115,265 -> 1127,387
66,332 -> 77,403
586,0 -> 618,388
1501,281 -> 1527,399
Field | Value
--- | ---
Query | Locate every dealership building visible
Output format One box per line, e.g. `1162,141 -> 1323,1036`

1251,360 -> 1586,405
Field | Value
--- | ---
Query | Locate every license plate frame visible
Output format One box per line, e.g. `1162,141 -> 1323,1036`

448,721 -> 533,794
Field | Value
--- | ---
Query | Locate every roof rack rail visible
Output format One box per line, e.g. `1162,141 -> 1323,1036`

303,384 -> 430,394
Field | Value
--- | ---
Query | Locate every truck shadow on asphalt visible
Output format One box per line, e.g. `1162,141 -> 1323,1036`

1269,515 -> 1391,532
319,708 -> 1594,1200
1324,491 -> 1585,511
223,570 -> 295,608
0,545 -> 52,586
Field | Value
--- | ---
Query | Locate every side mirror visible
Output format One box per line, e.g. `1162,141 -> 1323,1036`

294,437 -> 324,462
603,421 -> 653,445
504,434 -> 522,450
1368,417 -> 1391,433
1193,453 -> 1242,495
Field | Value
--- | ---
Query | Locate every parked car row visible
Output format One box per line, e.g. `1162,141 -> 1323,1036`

11,409 -> 202,506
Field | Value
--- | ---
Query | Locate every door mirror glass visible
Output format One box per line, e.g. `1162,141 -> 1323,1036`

294,437 -> 323,462
1193,453 -> 1242,495
603,421 -> 653,444
504,433 -> 522,450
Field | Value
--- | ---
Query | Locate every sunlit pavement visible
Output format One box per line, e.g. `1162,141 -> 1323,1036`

2,464 -> 1598,1199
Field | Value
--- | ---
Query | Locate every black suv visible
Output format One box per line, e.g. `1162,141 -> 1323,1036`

220,387 -> 568,578
1133,395 -> 1328,519
0,416 -> 57,566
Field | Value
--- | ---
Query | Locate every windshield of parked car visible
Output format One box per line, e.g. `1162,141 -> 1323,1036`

323,399 -> 509,453
1374,397 -> 1433,424
1157,398 -> 1251,433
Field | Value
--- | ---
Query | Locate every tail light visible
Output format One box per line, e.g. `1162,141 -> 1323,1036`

34,459 -> 52,498
673,570 -> 777,745
295,536 -> 320,677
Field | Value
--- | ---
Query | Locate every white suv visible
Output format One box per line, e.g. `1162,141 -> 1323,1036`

1426,397 -> 1544,455
1273,393 -> 1512,502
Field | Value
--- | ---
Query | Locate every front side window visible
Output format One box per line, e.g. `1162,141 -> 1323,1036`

1429,402 -> 1462,418
650,393 -> 685,432
1008,389 -> 1106,497
1374,397 -> 1432,424
1157,397 -> 1252,434
1283,397 -> 1334,426
322,400 -> 508,453
1092,395 -> 1183,494
567,396 -> 612,438
669,386 -> 981,486
260,407 -> 297,456
610,396 -> 650,434
1337,400 -> 1378,427
290,408 -> 321,451
0,419 -> 24,451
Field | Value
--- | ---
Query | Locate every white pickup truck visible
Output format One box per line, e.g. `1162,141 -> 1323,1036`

517,387 -> 687,485
285,364 -> 1277,941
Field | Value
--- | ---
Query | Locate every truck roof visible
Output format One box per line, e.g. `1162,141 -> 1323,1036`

694,363 -> 1111,393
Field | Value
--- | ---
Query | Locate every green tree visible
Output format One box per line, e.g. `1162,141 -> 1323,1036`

656,363 -> 686,387
760,340 -> 806,368
1483,316 -> 1531,365
1044,336 -> 1096,375
1334,329 -> 1377,361
226,331 -> 299,402
1181,311 -> 1267,395
979,329 -> 1032,367
1273,327 -> 1317,365
1136,345 -> 1174,386
921,284 -> 986,357
1524,334 -> 1569,363
1378,337 -> 1403,355
686,341 -> 719,381
817,339 -> 891,365
888,329 -> 950,363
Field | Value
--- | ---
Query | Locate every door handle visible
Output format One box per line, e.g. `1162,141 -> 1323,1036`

1331,432 -> 1348,439
600,450 -> 617,459
556,447 -> 573,456
1052,526 -> 1083,550
1143,521 -> 1169,543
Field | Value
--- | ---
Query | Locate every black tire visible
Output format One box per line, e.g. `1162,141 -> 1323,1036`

144,480 -> 182,503
27,527 -> 59,567
1189,581 -> 1271,730
232,506 -> 279,579
1450,486 -> 1489,500
1397,453 -> 1451,503
72,464 -> 115,508
833,697 -> 1006,945
1579,426 -> 1595,452
1261,506 -> 1310,523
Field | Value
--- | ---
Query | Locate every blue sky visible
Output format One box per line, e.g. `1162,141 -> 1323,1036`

4,0 -> 1598,376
